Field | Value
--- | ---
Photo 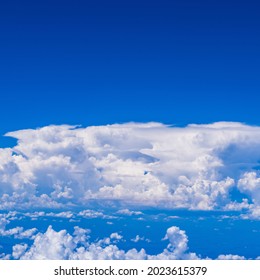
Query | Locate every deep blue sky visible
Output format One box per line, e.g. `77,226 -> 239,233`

1,0 -> 260,141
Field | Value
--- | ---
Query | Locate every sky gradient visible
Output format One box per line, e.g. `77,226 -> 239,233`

1,0 -> 260,260
1,0 -> 260,139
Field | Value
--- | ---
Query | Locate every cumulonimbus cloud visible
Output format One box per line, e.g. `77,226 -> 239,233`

1,122 -> 260,215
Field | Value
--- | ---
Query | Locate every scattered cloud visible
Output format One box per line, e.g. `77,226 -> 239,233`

46,211 -> 74,219
0,214 -> 37,239
110,232 -> 123,240
12,225 -> 195,259
10,225 -> 254,260
78,209 -> 115,219
131,235 -> 150,243
116,209 -> 143,216
217,254 -> 246,260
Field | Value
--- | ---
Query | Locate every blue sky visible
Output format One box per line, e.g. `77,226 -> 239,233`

1,0 -> 260,139
1,0 -> 260,260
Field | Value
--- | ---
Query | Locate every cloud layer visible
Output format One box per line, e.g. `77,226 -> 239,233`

0,210 -> 257,260
1,122 -> 260,215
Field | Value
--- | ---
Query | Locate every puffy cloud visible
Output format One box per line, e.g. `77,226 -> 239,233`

149,226 -> 199,260
16,228 -> 38,239
0,214 -> 37,239
0,253 -> 11,260
12,225 -> 124,260
13,226 -> 77,260
236,172 -> 260,219
11,225 -> 198,260
238,172 -> 260,204
164,227 -> 188,255
13,225 -> 252,260
12,244 -> 28,259
224,199 -> 251,211
1,227 -> 36,239
110,232 -> 123,240
240,206 -> 260,220
1,122 -> 260,211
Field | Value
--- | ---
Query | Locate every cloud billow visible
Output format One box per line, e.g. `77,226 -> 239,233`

1,122 -> 260,216
10,225 -> 198,260
9,225 -> 247,260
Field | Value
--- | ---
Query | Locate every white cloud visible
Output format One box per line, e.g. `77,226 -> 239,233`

151,226 -> 195,260
15,228 -> 37,239
240,206 -> 260,220
238,172 -> 260,204
0,253 -> 11,260
11,225 -> 198,260
13,226 -> 77,260
1,122 -> 260,212
224,199 -> 251,211
46,211 -> 74,219
110,232 -> 123,240
0,214 -> 37,239
131,235 -> 150,243
78,209 -> 115,219
12,244 -> 28,259
12,225 -> 252,260
217,254 -> 246,260
131,235 -> 143,242
116,209 -> 143,216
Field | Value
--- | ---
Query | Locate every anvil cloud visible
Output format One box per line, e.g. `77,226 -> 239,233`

1,122 -> 260,216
